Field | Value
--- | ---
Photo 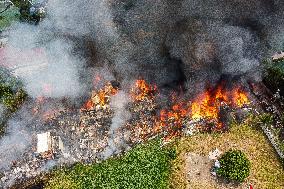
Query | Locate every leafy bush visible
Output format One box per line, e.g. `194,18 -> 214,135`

46,139 -> 176,189
263,59 -> 284,96
257,113 -> 274,125
217,149 -> 251,183
0,73 -> 27,112
0,69 -> 27,134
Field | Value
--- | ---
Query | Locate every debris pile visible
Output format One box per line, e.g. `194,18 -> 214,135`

0,79 -> 253,187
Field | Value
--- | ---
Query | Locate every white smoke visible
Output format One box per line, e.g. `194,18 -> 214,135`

102,91 -> 130,159
0,109 -> 32,170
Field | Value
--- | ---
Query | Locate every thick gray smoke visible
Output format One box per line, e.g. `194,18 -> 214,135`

3,0 -> 282,93
3,29 -> 85,98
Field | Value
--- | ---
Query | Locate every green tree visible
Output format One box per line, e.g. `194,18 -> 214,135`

217,149 -> 251,182
1,0 -> 45,24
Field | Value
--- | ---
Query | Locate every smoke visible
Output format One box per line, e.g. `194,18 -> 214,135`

0,107 -> 33,170
2,0 -> 282,94
102,91 -> 131,159
1,24 -> 86,98
168,0 -> 284,84
0,104 -> 5,118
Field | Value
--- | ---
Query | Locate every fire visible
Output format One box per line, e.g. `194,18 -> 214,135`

155,101 -> 189,140
191,85 -> 250,121
80,78 -> 250,142
191,91 -> 219,120
84,99 -> 94,110
82,82 -> 118,110
233,87 -> 250,107
131,79 -> 157,101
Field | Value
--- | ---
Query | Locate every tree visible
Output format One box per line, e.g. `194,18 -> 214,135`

1,0 -> 46,24
217,149 -> 251,182
0,0 -> 13,14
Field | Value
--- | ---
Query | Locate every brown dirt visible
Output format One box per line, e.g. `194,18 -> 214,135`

169,120 -> 284,189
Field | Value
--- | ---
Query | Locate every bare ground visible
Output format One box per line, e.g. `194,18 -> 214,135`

169,120 -> 284,189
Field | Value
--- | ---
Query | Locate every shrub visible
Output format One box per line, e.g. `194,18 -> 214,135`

217,149 -> 250,182
0,80 -> 27,112
0,6 -> 19,29
258,113 -> 273,125
0,70 -> 27,135
263,59 -> 284,96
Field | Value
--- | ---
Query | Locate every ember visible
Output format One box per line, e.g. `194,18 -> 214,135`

155,102 -> 190,140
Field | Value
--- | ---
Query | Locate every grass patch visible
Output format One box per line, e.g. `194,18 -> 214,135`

45,139 -> 175,189
169,119 -> 284,189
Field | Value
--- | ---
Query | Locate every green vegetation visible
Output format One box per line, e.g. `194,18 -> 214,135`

256,113 -> 274,125
217,150 -> 250,182
0,6 -> 19,29
0,83 -> 26,112
46,139 -> 176,189
263,59 -> 284,95
0,69 -> 27,134
0,70 -> 27,112
0,0 -> 45,28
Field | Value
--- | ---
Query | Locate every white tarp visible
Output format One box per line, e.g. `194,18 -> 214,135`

37,132 -> 51,153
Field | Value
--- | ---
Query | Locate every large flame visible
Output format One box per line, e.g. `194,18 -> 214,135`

191,91 -> 219,120
191,85 -> 250,121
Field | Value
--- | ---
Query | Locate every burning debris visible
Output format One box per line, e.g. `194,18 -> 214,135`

0,78 -> 253,187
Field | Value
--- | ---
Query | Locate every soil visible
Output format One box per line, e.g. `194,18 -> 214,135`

185,152 -> 248,189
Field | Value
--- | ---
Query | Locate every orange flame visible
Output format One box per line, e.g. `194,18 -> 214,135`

191,91 -> 219,120
233,87 -> 250,107
155,102 -> 189,138
79,78 -> 251,142
191,85 -> 250,121
131,79 -> 157,101
82,82 -> 118,110
84,99 -> 94,110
